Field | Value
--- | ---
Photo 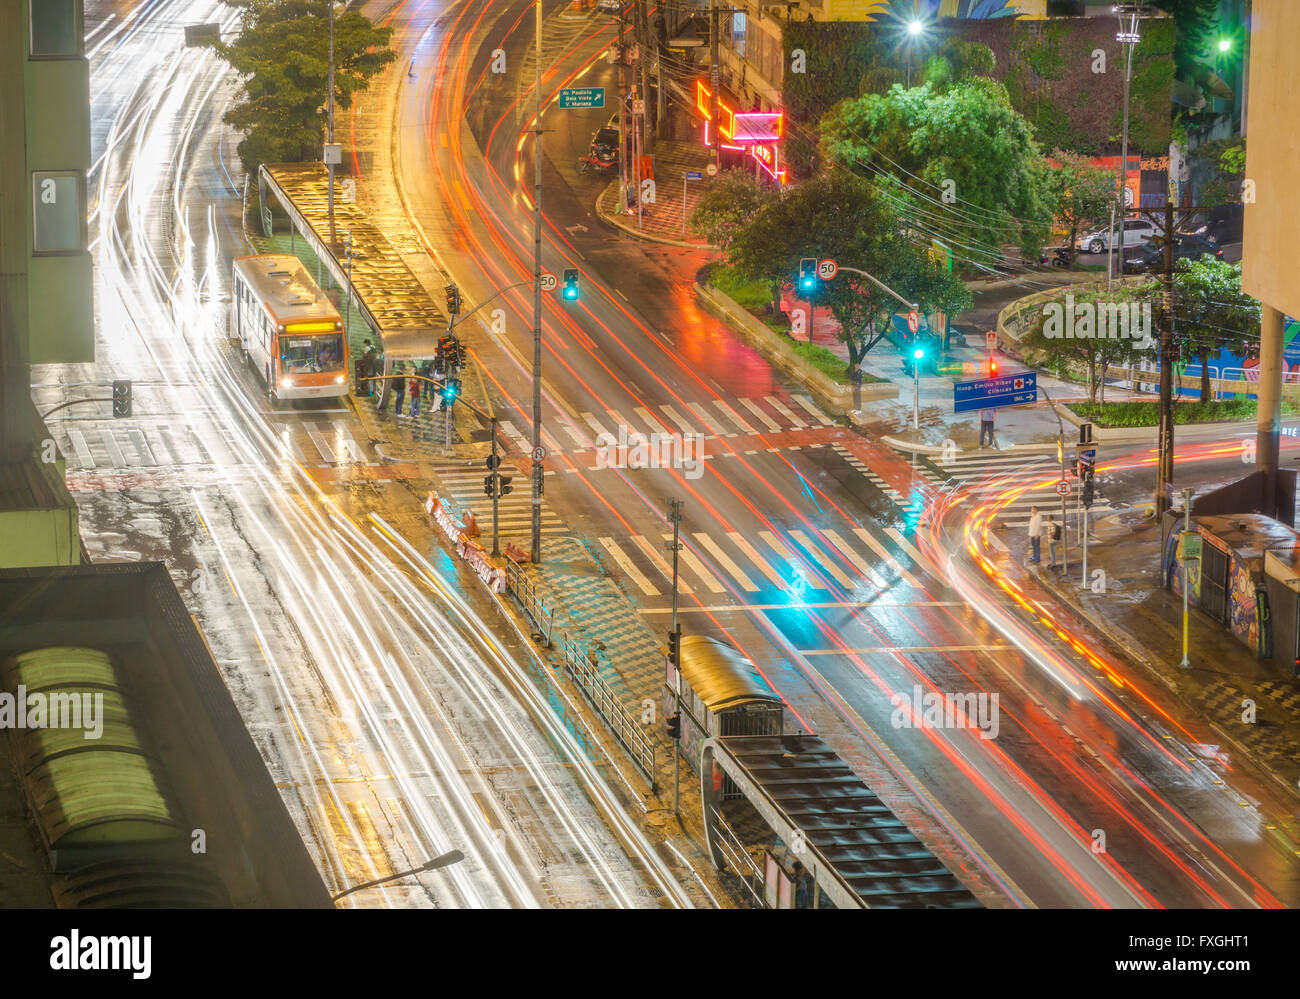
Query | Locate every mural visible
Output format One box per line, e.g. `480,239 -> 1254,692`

1228,557 -> 1260,653
1183,317 -> 1300,399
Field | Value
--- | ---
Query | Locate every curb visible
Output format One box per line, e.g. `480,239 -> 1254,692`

881,434 -> 1064,457
594,184 -> 717,251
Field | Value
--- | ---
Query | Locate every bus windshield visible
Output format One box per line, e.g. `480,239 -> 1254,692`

280,332 -> 344,373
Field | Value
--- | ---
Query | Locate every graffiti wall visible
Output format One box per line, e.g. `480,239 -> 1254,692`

1228,557 -> 1261,653
824,0 -> 1045,23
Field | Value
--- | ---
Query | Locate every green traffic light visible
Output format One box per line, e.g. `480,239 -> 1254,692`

913,347 -> 924,359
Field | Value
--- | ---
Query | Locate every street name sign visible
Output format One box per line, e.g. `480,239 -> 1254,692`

953,370 -> 1038,413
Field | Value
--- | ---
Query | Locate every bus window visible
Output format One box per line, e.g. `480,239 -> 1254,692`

280,332 -> 344,373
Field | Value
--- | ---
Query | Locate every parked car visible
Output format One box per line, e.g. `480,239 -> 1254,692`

1076,216 -> 1163,254
596,0 -> 625,13
1124,234 -> 1225,274
1176,204 -> 1243,245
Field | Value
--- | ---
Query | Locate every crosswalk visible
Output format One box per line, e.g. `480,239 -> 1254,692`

595,523 -> 919,600
429,457 -> 567,538
496,394 -> 835,461
933,450 -> 1114,528
55,419 -> 377,471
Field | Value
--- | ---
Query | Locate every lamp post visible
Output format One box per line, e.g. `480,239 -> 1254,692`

906,19 -> 924,88
1107,3 -> 1150,288
331,850 -> 464,902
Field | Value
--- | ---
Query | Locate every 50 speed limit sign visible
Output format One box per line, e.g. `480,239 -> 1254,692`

816,258 -> 838,280
538,272 -> 557,292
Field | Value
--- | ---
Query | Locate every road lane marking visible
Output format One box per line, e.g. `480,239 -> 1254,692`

599,538 -> 660,595
765,395 -> 807,429
822,529 -> 889,589
67,429 -> 95,469
852,527 -> 924,589
793,395 -> 835,426
713,399 -> 756,435
685,401 -> 727,437
659,404 -> 696,436
739,397 -> 781,432
789,530 -> 853,589
727,531 -> 786,587
581,411 -> 612,440
99,428 -> 127,467
632,535 -> 693,593
664,534 -> 724,593
759,530 -> 826,590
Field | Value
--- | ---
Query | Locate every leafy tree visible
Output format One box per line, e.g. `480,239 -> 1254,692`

1168,257 -> 1260,401
1194,137 -> 1246,207
1019,285 -> 1158,403
688,170 -> 776,254
1047,149 -> 1119,253
820,77 -> 1053,262
214,0 -> 395,173
723,171 -> 969,381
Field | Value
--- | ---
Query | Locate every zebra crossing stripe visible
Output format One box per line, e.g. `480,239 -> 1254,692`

634,406 -> 668,438
580,411 -> 611,440
659,404 -> 695,436
714,399 -> 756,435
100,428 -> 127,468
739,397 -> 781,433
68,429 -> 94,468
632,534 -> 693,593
727,531 -> 786,587
557,414 -> 588,449
499,419 -> 532,452
852,527 -> 924,590
823,529 -> 888,589
759,530 -> 827,590
793,395 -> 834,426
685,401 -> 727,437
126,429 -> 157,466
305,426 -> 337,463
765,396 -> 807,429
693,531 -> 758,592
789,530 -> 854,589
668,534 -> 725,593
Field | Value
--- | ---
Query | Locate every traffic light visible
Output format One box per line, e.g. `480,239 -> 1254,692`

111,380 -> 131,418
666,628 -> 680,666
455,343 -> 468,368
562,268 -> 580,300
666,713 -> 681,740
988,359 -> 998,378
483,474 -> 495,497
440,377 -> 460,409
497,475 -> 513,497
798,258 -> 817,293
444,284 -> 461,316
1082,475 -> 1096,509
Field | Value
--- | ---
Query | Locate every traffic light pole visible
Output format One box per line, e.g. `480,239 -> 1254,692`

667,497 -> 683,820
490,416 -> 500,556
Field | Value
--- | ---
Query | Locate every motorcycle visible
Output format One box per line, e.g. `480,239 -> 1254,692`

1039,246 -> 1075,268
577,144 -> 618,177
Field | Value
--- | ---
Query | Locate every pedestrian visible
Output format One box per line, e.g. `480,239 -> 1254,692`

361,339 -> 379,396
392,362 -> 405,415
979,407 -> 998,449
1046,516 -> 1060,568
1027,505 -> 1042,564
409,372 -> 421,417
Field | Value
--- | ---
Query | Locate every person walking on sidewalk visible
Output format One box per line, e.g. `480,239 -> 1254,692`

1046,516 -> 1060,568
392,362 -> 405,415
979,407 -> 998,449
1028,506 -> 1042,564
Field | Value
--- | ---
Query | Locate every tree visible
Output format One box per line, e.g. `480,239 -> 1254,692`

1019,285 -> 1158,403
1168,257 -> 1260,401
688,170 -> 776,254
1047,149 -> 1119,254
820,77 -> 1053,262
214,1 -> 395,173
723,171 -> 969,382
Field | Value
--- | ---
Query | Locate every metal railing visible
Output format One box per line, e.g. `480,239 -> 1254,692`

504,554 -> 554,647
560,633 -> 656,787
710,806 -> 766,908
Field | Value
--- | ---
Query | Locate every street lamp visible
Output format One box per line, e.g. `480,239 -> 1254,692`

906,19 -> 926,88
1107,3 -> 1152,289
331,849 -> 465,902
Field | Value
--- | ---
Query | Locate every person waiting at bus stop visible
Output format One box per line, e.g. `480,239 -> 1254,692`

392,362 -> 405,415
357,339 -> 378,396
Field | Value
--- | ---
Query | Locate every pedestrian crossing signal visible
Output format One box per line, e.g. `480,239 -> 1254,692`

483,474 -> 495,497
562,269 -> 580,300
666,628 -> 681,666
111,380 -> 131,418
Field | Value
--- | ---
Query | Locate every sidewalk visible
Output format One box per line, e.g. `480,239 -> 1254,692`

595,140 -> 717,248
1003,509 -> 1300,800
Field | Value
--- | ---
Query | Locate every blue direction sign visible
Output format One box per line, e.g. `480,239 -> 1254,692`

558,87 -> 605,109
686,171 -> 703,180
954,371 -> 1037,412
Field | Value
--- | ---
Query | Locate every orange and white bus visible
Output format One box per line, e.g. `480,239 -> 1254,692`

231,254 -> 348,403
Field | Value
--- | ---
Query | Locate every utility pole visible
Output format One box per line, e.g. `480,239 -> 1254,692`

635,0 -> 654,152
1180,487 -> 1194,667
1108,3 -> 1148,285
490,417 -> 501,556
327,0 -> 336,245
618,10 -> 628,214
708,0 -> 719,168
666,498 -> 683,819
1155,196 -> 1176,517
530,0 -> 544,565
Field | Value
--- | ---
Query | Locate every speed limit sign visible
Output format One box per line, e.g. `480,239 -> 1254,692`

817,258 -> 838,280
539,272 -> 557,292
907,310 -> 920,334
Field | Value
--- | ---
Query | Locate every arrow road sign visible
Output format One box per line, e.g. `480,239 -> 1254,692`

538,272 -> 557,291
953,370 -> 1038,413
564,224 -> 589,236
